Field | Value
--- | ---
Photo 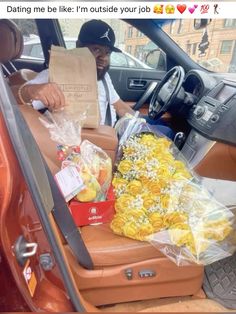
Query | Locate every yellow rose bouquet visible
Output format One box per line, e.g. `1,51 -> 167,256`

111,132 -> 236,265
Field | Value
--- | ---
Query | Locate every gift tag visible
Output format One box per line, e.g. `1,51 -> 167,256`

55,166 -> 85,202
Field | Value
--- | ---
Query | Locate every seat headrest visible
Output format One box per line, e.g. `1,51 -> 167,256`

0,19 -> 23,63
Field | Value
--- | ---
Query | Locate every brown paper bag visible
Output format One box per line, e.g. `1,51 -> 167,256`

49,45 -> 100,128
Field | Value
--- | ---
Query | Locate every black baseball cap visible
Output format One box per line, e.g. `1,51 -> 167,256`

78,19 -> 122,53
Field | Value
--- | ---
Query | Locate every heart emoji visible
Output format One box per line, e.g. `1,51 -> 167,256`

177,4 -> 187,14
194,4 -> 198,8
188,7 -> 195,14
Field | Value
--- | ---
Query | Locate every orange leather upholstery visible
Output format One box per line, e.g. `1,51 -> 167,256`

80,223 -> 164,267
195,142 -> 236,180
65,236 -> 203,306
0,19 -> 38,87
19,105 -> 118,170
125,101 -> 172,121
0,19 -> 23,63
8,69 -> 38,86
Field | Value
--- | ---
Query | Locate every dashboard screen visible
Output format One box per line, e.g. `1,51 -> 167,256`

215,84 -> 236,103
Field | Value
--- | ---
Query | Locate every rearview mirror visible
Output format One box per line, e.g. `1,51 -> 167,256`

145,49 -> 166,71
194,19 -> 211,30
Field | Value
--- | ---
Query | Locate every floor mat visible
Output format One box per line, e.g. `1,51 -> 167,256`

203,253 -> 236,309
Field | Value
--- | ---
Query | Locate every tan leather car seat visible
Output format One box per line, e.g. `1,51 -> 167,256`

0,19 -> 37,86
1,19 -> 204,307
18,104 -> 203,306
19,104 -> 118,169
0,19 -> 23,62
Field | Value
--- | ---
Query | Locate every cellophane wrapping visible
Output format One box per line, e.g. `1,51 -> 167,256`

111,115 -> 236,265
39,111 -> 112,202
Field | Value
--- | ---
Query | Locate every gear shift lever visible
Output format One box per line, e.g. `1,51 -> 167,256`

174,132 -> 185,149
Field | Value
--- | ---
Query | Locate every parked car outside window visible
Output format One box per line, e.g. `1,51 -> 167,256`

21,36 -> 151,69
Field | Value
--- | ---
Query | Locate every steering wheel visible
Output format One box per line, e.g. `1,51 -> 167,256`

148,65 -> 185,120
132,81 -> 158,111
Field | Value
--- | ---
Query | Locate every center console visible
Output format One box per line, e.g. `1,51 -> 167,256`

182,80 -> 236,166
188,80 -> 236,145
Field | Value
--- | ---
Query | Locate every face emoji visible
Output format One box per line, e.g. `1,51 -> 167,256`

153,4 -> 163,14
165,4 -> 175,14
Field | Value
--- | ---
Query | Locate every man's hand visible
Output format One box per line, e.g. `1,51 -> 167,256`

113,99 -> 135,118
21,83 -> 66,111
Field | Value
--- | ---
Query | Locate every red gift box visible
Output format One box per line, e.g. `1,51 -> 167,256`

69,186 -> 115,226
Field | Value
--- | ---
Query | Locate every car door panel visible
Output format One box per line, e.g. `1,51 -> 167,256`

109,67 -> 166,102
11,58 -> 45,74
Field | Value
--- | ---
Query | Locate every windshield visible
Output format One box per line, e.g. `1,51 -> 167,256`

162,19 -> 236,73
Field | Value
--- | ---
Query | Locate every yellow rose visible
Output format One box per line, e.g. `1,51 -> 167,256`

139,134 -> 155,147
159,153 -> 174,164
141,194 -> 156,209
127,180 -> 143,196
201,219 -> 232,242
165,212 -> 188,227
147,181 -> 161,195
115,194 -> 134,212
158,164 -> 172,179
123,146 -> 135,156
160,194 -> 170,209
123,221 -> 139,239
136,223 -> 154,241
139,175 -> 150,187
112,177 -> 128,189
169,228 -> 193,247
173,170 -> 192,180
174,160 -> 186,170
134,160 -> 145,171
117,159 -> 132,175
158,178 -> 169,190
156,138 -> 171,149
110,214 -> 127,235
126,208 -> 147,220
169,222 -> 190,231
148,212 -> 164,231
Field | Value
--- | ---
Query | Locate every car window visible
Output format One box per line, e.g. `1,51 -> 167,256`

12,19 -> 43,61
65,40 -> 77,49
111,53 -> 128,67
58,19 -> 165,70
30,44 -> 44,59
163,19 -> 236,73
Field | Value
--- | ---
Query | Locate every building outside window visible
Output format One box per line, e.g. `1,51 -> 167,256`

192,43 -> 197,55
224,20 -> 236,28
127,26 -> 133,38
170,21 -> 175,34
135,45 -> 145,60
221,40 -> 233,54
186,40 -> 191,55
136,30 -> 143,38
177,20 -> 184,34
126,45 -> 132,54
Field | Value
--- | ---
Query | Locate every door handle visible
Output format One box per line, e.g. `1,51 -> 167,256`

128,79 -> 147,89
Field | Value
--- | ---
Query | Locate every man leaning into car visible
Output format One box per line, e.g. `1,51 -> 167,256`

16,19 -> 173,138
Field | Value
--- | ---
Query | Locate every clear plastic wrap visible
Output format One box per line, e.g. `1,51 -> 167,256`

111,118 -> 236,266
40,111 -> 112,202
80,140 -> 112,201
39,110 -> 86,147
115,112 -> 147,146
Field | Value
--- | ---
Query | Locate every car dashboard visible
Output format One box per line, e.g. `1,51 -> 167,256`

180,70 -> 236,167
